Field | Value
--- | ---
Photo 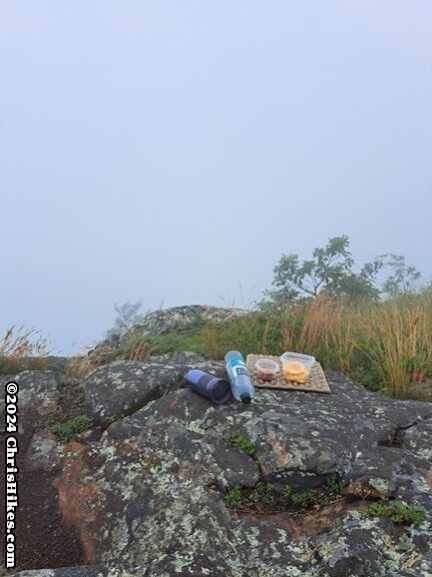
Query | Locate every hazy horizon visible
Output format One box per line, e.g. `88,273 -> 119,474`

1,1 -> 431,354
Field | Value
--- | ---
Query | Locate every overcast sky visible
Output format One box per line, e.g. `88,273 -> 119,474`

1,1 -> 431,354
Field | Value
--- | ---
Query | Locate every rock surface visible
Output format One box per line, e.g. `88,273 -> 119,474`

1,370 -> 61,441
81,360 -> 180,423
12,568 -> 130,577
24,428 -> 62,471
94,305 -> 249,353
1,368 -> 85,570
127,304 -> 249,336
81,358 -> 226,423
5,359 -> 432,576
45,364 -> 432,577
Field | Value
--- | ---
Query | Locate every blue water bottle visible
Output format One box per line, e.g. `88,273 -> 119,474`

224,350 -> 255,404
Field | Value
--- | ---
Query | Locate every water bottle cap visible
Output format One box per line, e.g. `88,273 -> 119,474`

240,393 -> 251,404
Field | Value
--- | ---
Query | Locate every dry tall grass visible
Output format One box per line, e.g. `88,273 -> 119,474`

64,355 -> 95,379
0,325 -> 51,372
362,297 -> 432,398
64,344 -> 122,379
203,291 -> 432,398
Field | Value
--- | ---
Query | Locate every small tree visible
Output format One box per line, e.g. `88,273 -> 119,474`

267,235 -> 382,305
380,254 -> 422,297
106,299 -> 144,337
266,237 -> 422,306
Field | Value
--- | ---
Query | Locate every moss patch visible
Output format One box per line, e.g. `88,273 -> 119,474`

224,433 -> 256,456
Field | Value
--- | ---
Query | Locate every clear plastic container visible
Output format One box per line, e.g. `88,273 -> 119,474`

254,358 -> 280,381
280,352 -> 315,383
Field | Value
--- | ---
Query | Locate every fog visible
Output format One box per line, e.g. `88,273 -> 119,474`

1,1 -> 431,353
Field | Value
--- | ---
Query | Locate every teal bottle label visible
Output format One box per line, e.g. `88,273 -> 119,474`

229,359 -> 248,377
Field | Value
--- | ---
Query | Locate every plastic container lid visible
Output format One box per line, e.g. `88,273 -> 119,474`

280,352 -> 315,371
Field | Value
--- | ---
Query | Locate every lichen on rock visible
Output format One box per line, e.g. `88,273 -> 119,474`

13,360 -> 432,576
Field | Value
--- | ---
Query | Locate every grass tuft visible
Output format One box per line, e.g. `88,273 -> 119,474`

0,325 -> 51,374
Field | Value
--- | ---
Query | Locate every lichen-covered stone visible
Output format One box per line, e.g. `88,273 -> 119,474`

80,358 -> 230,424
12,567 -> 132,577
2,370 -> 60,440
124,305 -> 248,337
81,361 -> 181,423
13,370 -> 60,418
24,428 -> 62,471
398,419 -> 432,458
92,306 -> 249,355
53,368 -> 432,576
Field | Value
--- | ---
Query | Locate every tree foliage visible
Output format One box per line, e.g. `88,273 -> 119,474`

381,254 -> 422,296
106,299 -> 144,337
267,236 -> 421,305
